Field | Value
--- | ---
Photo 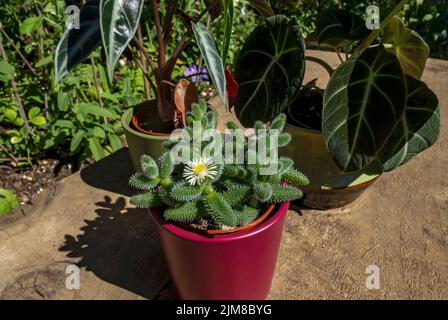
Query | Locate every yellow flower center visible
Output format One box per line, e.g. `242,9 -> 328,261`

192,163 -> 207,174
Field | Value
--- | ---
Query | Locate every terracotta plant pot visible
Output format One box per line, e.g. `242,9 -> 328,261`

121,100 -> 171,171
150,202 -> 290,300
281,122 -> 379,210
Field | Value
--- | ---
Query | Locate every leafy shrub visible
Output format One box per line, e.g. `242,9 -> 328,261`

0,0 -> 145,166
0,188 -> 19,217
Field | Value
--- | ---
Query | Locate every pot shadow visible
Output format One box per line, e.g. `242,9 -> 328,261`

80,148 -> 135,197
59,196 -> 176,300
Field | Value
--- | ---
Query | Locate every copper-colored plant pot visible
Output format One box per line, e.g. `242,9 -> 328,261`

174,204 -> 276,236
122,100 -> 171,171
282,122 -> 380,210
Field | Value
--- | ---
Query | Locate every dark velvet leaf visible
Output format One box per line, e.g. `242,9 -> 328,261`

380,75 -> 440,171
316,8 -> 370,48
55,0 -> 101,82
382,17 -> 430,79
234,15 -> 306,127
248,0 -> 275,17
322,45 -> 406,173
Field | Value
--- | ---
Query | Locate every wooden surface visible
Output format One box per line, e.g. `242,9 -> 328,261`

0,52 -> 447,299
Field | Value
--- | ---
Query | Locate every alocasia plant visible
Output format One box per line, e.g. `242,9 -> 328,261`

227,1 -> 439,176
319,4 -> 440,174
54,0 -> 276,130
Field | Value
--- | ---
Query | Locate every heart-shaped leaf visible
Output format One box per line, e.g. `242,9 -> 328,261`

100,0 -> 144,80
316,8 -> 370,47
192,22 -> 227,107
322,45 -> 406,173
204,0 -> 223,20
55,0 -> 101,83
234,15 -> 306,126
380,75 -> 440,171
382,17 -> 430,79
248,0 -> 275,17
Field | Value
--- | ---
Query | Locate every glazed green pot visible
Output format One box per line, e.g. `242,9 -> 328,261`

281,122 -> 380,209
122,100 -> 170,171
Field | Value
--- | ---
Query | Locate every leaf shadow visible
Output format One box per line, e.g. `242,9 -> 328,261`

59,195 -> 176,299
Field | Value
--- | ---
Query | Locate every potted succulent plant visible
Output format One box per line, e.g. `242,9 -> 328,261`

129,100 -> 308,300
229,2 -> 441,209
53,0 -> 275,169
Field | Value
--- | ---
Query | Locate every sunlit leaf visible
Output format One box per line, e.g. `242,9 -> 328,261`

380,75 -> 440,171
100,0 -> 144,80
55,0 -> 101,82
322,45 -> 406,173
382,17 -> 430,79
192,22 -> 227,107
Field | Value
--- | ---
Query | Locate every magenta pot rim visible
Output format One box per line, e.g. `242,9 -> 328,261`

150,201 -> 290,244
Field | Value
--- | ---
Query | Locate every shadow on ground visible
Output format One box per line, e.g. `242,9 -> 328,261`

59,196 -> 175,299
80,148 -> 135,197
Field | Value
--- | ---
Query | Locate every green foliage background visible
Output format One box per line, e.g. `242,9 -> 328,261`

269,0 -> 447,59
0,0 -> 446,168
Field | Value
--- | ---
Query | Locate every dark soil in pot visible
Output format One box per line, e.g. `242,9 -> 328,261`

287,84 -> 323,131
131,106 -> 172,136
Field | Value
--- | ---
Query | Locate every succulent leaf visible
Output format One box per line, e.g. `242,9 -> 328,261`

235,206 -> 259,226
254,182 -> 273,202
222,185 -> 251,206
282,169 -> 310,186
271,185 -> 303,203
130,191 -> 163,208
159,153 -> 174,179
129,173 -> 160,190
204,192 -> 237,227
171,181 -> 203,201
141,155 -> 159,179
164,201 -> 200,224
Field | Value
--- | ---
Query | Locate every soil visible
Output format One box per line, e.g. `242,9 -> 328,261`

0,158 -> 77,218
287,85 -> 324,131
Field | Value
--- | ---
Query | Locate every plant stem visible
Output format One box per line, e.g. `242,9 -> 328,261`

136,26 -> 152,100
152,0 -> 166,67
90,56 -> 108,124
163,0 -> 179,46
0,27 -> 36,76
0,36 -> 31,136
305,56 -> 334,77
357,0 -> 409,51
0,143 -> 18,165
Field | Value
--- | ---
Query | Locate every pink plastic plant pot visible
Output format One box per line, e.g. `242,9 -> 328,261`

149,202 -> 290,300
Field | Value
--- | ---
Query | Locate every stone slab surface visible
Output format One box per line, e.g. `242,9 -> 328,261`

1,51 -> 447,300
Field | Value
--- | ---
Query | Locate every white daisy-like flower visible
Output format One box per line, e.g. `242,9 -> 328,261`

183,157 -> 218,186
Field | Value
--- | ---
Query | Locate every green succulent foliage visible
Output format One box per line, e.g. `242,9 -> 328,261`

130,191 -> 163,208
129,101 -> 308,230
235,206 -> 259,226
141,155 -> 159,179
